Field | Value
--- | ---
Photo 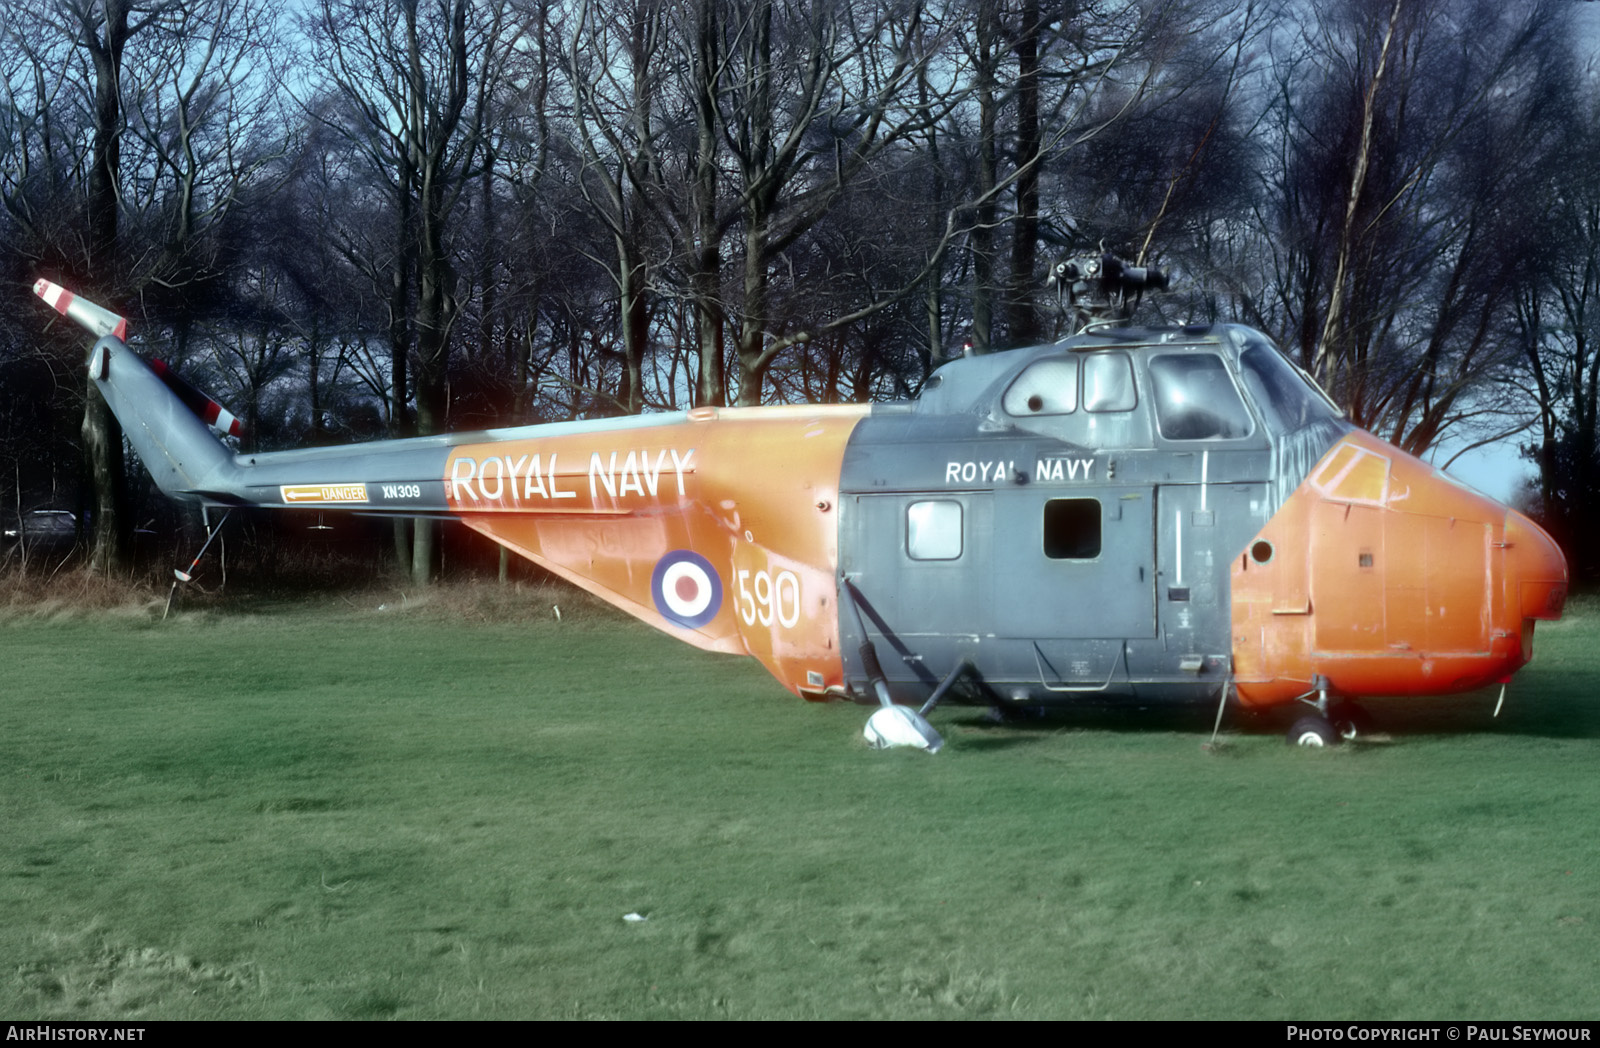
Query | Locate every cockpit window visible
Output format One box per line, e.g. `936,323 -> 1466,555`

1082,353 -> 1137,412
1002,358 -> 1077,416
1149,353 -> 1254,440
1237,336 -> 1342,432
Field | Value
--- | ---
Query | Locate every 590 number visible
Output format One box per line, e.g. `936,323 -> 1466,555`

736,568 -> 801,629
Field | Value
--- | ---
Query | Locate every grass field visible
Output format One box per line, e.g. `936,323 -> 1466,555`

2,584 -> 1598,1020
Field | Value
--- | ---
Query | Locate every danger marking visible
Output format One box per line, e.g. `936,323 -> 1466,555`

280,483 -> 369,504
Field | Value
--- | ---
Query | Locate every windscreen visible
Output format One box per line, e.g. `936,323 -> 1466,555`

1236,334 -> 1342,434
1148,353 -> 1254,440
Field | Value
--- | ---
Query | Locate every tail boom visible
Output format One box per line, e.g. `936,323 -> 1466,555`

37,281 -> 865,699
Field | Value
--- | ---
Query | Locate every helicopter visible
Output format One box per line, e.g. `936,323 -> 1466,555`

32,261 -> 1568,752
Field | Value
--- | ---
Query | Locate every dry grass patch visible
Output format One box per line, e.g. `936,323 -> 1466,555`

0,563 -> 623,628
15,922 -> 260,1020
0,568 -> 164,620
368,578 -> 626,624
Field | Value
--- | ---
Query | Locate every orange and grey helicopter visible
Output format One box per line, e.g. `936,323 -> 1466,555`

32,260 -> 1568,753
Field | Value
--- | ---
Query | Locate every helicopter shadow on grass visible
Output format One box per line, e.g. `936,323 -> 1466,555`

941,700 -> 1231,751
1412,680 -> 1600,741
936,680 -> 1600,747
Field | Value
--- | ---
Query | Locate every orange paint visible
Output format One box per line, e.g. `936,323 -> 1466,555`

1232,430 -> 1567,706
444,404 -> 870,698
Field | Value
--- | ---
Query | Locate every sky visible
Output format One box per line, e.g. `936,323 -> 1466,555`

1431,439 -> 1528,507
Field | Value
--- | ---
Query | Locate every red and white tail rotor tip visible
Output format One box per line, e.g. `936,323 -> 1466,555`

32,278 -> 130,342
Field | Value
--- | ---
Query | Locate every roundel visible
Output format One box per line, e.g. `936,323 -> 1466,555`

651,550 -> 723,628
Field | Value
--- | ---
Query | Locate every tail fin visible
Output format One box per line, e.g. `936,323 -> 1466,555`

33,280 -> 236,501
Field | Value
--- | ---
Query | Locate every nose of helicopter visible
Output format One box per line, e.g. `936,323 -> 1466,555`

1503,508 -> 1567,625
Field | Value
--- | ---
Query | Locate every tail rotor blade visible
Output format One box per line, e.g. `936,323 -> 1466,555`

149,358 -> 244,439
32,279 -> 129,341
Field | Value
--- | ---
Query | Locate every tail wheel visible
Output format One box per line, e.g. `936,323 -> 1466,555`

1287,715 -> 1339,747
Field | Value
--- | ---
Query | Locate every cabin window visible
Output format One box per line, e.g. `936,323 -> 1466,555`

907,500 -> 963,560
1044,498 -> 1101,559
1149,354 -> 1254,440
1002,358 -> 1077,416
1082,353 -> 1137,412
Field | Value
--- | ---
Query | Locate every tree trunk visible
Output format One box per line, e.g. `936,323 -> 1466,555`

970,0 -> 1000,352
81,0 -> 134,575
1007,0 -> 1041,345
691,0 -> 725,407
81,382 -> 126,575
1312,0 -> 1404,385
389,148 -> 415,578
617,232 -> 648,415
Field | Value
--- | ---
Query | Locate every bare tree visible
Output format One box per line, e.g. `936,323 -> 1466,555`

1249,0 -> 1572,454
563,0 -> 955,407
304,0 -> 521,582
1,0 -> 286,572
56,0 -> 146,573
559,0 -> 673,415
1509,53 -> 1600,580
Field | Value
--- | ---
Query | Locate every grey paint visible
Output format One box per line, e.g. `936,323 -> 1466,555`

91,336 -> 689,516
836,324 -> 1349,708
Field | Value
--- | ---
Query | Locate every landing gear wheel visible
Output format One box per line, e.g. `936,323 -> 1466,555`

1287,715 -> 1339,747
1331,703 -> 1374,742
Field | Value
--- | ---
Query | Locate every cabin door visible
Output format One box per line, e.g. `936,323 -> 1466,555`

990,485 -> 1157,645
839,492 -> 993,683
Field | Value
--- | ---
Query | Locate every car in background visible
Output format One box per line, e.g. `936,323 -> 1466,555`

3,509 -> 80,548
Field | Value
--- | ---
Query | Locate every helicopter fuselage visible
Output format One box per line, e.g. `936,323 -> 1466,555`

444,322 -> 1567,712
